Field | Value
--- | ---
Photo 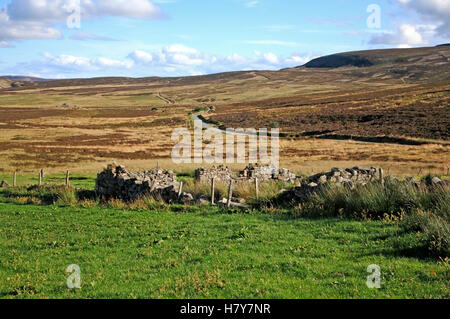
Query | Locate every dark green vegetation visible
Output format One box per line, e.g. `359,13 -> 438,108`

0,172 -> 449,299
305,54 -> 373,68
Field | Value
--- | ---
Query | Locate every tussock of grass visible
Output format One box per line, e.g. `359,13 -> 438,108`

287,179 -> 450,257
0,185 -> 77,205
401,210 -> 449,257
292,179 -> 449,219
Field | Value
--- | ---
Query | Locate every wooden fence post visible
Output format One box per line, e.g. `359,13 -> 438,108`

379,168 -> 384,187
13,171 -> 17,187
38,171 -> 42,186
255,178 -> 259,200
40,169 -> 45,179
66,170 -> 70,187
211,177 -> 215,205
178,181 -> 183,198
227,180 -> 233,208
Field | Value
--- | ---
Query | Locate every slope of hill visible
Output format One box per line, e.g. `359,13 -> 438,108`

1,75 -> 49,82
304,45 -> 450,69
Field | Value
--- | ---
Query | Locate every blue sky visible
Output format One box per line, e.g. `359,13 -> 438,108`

0,0 -> 449,78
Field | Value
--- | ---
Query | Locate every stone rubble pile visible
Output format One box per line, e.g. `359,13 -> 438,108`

279,166 -> 382,203
194,165 -> 237,183
95,164 -> 193,203
406,176 -> 449,188
240,164 -> 297,183
308,166 -> 381,188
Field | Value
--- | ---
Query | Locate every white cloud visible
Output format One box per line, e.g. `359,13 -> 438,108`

128,50 -> 153,64
0,40 -> 14,48
0,9 -> 62,41
367,0 -> 450,47
128,44 -> 315,75
6,44 -> 316,77
128,44 -> 218,69
0,0 -> 165,42
6,0 -> 165,21
284,54 -> 310,65
86,0 -> 165,20
261,52 -> 279,64
42,52 -> 134,70
245,1 -> 259,8
369,23 -> 428,46
397,0 -> 450,38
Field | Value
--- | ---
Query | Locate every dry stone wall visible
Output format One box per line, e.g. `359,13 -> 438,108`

194,165 -> 237,183
308,166 -> 380,187
240,164 -> 297,183
95,164 -> 193,203
195,164 -> 297,183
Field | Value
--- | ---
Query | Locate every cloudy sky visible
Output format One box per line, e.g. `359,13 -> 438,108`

0,0 -> 449,78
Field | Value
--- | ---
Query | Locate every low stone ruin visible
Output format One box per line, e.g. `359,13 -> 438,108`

195,164 -> 298,184
308,166 -> 381,187
95,164 -> 193,203
239,164 -> 297,183
194,165 -> 237,183
278,166 -> 382,203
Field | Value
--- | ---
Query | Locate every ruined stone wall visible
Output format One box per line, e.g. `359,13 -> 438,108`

239,164 -> 297,183
308,167 -> 380,187
95,165 -> 190,202
195,164 -> 297,184
279,167 -> 382,203
194,165 -> 236,183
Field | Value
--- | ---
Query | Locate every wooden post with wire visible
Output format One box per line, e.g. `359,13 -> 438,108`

255,178 -> 259,200
379,168 -> 384,187
178,181 -> 183,198
13,171 -> 17,187
66,170 -> 70,187
38,171 -> 42,186
227,180 -> 233,208
211,177 -> 215,205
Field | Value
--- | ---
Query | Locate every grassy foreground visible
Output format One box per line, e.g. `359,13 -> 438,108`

0,202 -> 448,299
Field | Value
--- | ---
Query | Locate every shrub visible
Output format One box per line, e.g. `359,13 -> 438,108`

292,179 -> 449,220
55,188 -> 77,206
401,210 -> 449,257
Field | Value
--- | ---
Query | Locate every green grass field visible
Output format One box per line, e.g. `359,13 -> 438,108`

0,202 -> 448,299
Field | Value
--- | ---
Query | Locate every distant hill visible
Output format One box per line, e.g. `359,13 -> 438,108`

304,45 -> 450,68
1,44 -> 449,91
1,75 -> 49,82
